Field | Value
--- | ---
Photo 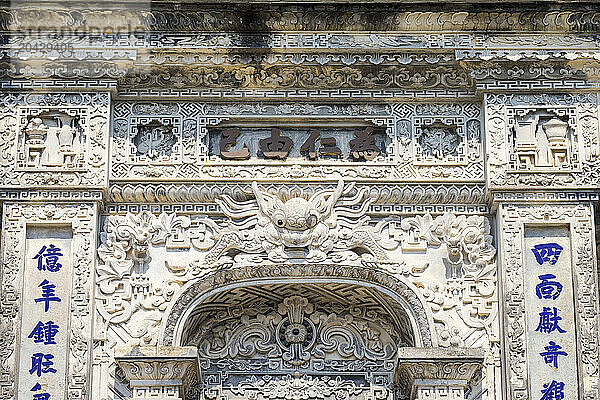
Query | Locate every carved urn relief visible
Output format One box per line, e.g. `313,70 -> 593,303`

513,111 -> 572,169
23,112 -> 83,168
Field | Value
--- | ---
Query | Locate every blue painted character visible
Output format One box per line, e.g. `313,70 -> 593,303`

28,321 -> 59,345
34,280 -> 61,312
535,307 -> 566,334
33,244 -> 63,272
540,380 -> 565,400
31,383 -> 50,400
536,274 -> 563,300
531,243 -> 563,266
539,341 -> 568,369
29,353 -> 57,376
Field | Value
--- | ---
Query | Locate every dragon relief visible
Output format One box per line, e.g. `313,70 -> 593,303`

205,180 -> 387,264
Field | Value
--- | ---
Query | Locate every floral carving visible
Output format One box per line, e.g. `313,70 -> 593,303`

231,375 -> 380,400
417,124 -> 460,159
133,120 -> 177,160
190,296 -> 397,368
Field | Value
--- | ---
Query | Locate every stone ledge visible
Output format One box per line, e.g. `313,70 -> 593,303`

115,346 -> 200,399
397,347 -> 485,399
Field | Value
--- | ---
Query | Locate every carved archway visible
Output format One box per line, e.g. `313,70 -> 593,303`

161,264 -> 434,348
160,264 -> 434,400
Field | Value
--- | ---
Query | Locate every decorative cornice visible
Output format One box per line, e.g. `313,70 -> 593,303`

489,190 -> 599,206
0,189 -> 105,202
396,347 -> 484,395
107,182 -> 488,205
3,8 -> 600,33
114,345 -> 200,396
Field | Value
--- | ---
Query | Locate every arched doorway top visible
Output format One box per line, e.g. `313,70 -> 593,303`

160,263 -> 434,348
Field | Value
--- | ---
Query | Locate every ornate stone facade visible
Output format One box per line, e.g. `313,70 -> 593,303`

1,2 -> 600,400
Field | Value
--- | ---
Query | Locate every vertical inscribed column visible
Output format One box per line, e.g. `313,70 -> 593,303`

18,227 -> 73,400
497,202 -> 600,400
0,203 -> 98,400
524,227 -> 578,399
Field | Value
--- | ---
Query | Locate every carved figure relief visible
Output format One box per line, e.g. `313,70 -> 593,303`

92,182 -> 499,400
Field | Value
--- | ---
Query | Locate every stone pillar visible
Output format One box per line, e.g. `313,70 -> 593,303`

0,91 -> 110,399
397,348 -> 484,400
495,199 -> 600,399
115,346 -> 199,400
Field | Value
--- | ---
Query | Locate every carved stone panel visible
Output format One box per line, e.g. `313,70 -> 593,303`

92,181 -> 499,399
183,295 -> 401,399
498,203 -> 600,400
0,93 -> 110,187
0,203 -> 98,400
110,102 -> 483,182
484,93 -> 600,188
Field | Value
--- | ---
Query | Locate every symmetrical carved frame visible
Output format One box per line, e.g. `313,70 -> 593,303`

93,179 -> 499,398
0,202 -> 98,400
111,102 -> 483,182
0,93 -> 110,187
3,5 -> 600,400
485,93 -> 600,188
498,202 -> 600,400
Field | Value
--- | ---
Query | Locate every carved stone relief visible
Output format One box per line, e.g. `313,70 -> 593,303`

484,93 -> 600,187
498,203 -> 600,400
91,182 -> 499,399
132,120 -> 178,161
0,93 -> 110,187
111,102 -> 483,181
180,294 -> 401,399
3,6 -> 600,400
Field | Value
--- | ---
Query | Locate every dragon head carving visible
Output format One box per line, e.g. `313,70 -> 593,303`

211,180 -> 384,263
252,180 -> 344,232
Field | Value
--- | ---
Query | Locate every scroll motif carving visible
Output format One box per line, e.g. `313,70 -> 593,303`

230,375 -> 385,400
5,9 -> 600,34
183,294 -> 399,400
189,296 -> 398,368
